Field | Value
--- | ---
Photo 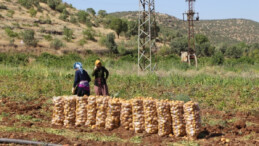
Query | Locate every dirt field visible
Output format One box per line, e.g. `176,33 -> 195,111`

0,97 -> 258,146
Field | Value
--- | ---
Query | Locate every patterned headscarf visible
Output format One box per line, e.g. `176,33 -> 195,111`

73,62 -> 83,74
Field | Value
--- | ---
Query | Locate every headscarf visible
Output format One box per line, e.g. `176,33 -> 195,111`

95,60 -> 101,66
73,62 -> 83,74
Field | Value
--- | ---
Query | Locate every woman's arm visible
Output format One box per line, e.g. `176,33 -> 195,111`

104,67 -> 109,79
86,71 -> 91,82
73,71 -> 80,87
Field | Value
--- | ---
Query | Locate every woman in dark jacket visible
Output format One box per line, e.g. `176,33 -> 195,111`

72,62 -> 91,96
92,60 -> 109,96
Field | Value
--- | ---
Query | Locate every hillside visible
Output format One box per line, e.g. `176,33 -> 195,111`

0,0 -> 117,54
111,11 -> 259,45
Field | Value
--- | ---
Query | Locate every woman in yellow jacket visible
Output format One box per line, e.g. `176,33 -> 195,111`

92,60 -> 109,96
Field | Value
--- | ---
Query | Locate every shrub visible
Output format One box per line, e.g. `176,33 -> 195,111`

98,10 -> 107,18
109,18 -> 128,38
6,10 -> 14,17
0,4 -> 8,10
50,38 -> 64,50
86,8 -> 96,16
77,10 -> 89,23
63,27 -> 73,42
225,45 -> 243,58
158,46 -> 171,56
28,8 -> 37,17
55,4 -> 66,12
105,33 -> 118,53
44,34 -> 53,41
21,30 -> 38,47
70,15 -> 77,24
18,0 -> 38,9
83,28 -> 95,41
78,39 -> 87,46
59,9 -> 69,21
211,51 -> 224,65
5,27 -> 19,38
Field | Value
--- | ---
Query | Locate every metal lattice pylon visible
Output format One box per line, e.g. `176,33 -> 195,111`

138,0 -> 156,73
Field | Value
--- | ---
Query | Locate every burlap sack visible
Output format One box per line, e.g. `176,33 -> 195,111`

105,98 -> 121,130
157,100 -> 172,136
64,96 -> 77,127
75,96 -> 88,126
132,98 -> 145,133
143,98 -> 158,134
120,100 -> 133,130
96,96 -> 110,128
183,101 -> 201,139
85,96 -> 97,127
51,96 -> 64,125
171,101 -> 186,137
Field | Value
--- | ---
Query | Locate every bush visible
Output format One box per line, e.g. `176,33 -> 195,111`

109,18 -> 128,38
5,27 -> 18,38
63,27 -> 73,42
86,8 -> 96,16
83,28 -> 95,41
59,9 -> 69,21
0,4 -> 8,10
225,45 -> 243,58
50,38 -> 64,50
22,30 -> 38,47
28,8 -> 37,17
70,15 -> 77,24
211,51 -> 224,65
6,10 -> 14,18
44,34 -> 53,41
56,4 -> 66,12
106,33 -> 118,53
158,46 -> 171,56
77,10 -> 89,23
98,10 -> 107,18
78,39 -> 87,46
18,0 -> 38,9
0,53 -> 29,66
47,0 -> 61,10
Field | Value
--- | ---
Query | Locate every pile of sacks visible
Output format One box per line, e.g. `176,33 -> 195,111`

52,96 -> 201,139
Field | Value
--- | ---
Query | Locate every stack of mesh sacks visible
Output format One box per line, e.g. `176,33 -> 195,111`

75,96 -> 88,126
171,101 -> 186,137
85,96 -> 97,127
51,96 -> 64,125
143,98 -> 158,134
120,100 -> 133,130
64,96 -> 77,127
96,96 -> 110,128
157,100 -> 172,136
183,101 -> 201,139
132,98 -> 145,133
105,98 -> 121,130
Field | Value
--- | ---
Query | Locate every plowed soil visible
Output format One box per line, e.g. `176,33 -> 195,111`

0,97 -> 258,146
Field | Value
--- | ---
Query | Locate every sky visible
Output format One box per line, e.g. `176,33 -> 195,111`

63,0 -> 259,22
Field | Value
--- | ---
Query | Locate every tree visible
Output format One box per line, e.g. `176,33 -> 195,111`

86,8 -> 96,16
109,18 -> 128,38
47,0 -> 61,10
170,37 -> 188,55
196,42 -> 215,57
98,10 -> 107,18
22,30 -> 38,47
126,20 -> 138,38
225,45 -> 243,58
106,33 -> 118,53
63,27 -> 73,42
211,51 -> 224,65
77,10 -> 89,23
195,34 -> 209,44
59,9 -> 69,21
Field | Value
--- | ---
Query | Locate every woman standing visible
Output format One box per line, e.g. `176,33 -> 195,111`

72,62 -> 91,96
92,60 -> 109,96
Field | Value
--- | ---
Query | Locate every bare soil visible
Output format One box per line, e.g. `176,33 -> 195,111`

0,97 -> 258,146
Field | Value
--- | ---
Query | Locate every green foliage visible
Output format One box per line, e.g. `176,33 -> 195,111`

21,30 -> 38,47
18,0 -> 39,9
47,0 -> 61,10
59,9 -> 69,21
196,42 -> 215,57
109,18 -> 128,38
83,28 -> 95,41
5,27 -> 19,38
98,10 -> 107,18
50,38 -> 64,50
125,20 -> 138,38
28,8 -> 37,17
0,53 -> 29,66
63,27 -> 73,42
158,45 -> 172,56
225,45 -> 243,58
170,37 -> 188,55
44,34 -> 53,41
211,51 -> 225,65
6,10 -> 14,18
69,15 -> 78,24
99,33 -> 118,54
0,4 -> 8,10
55,4 -> 66,13
77,10 -> 89,23
78,39 -> 87,46
195,34 -> 209,44
86,8 -> 96,16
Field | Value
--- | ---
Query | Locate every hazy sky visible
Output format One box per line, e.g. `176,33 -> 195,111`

63,0 -> 259,22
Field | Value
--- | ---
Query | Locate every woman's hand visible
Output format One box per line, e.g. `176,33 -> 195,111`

72,87 -> 75,94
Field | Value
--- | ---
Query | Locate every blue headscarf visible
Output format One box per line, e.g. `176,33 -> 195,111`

73,62 -> 83,74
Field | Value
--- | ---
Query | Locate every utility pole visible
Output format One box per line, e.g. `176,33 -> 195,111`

138,0 -> 157,74
183,0 -> 199,68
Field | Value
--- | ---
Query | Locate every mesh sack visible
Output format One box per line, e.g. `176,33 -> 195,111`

171,101 -> 186,137
51,96 -> 64,125
143,98 -> 158,134
183,101 -> 201,139
64,96 -> 77,127
75,96 -> 88,126
85,96 -> 97,127
120,100 -> 133,130
132,98 -> 145,133
105,98 -> 121,130
96,96 -> 110,128
157,100 -> 172,136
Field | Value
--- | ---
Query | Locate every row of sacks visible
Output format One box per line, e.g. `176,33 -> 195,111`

52,96 -> 201,139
